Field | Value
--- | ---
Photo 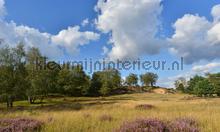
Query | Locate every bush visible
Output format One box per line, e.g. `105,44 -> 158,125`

116,118 -> 199,132
116,118 -> 166,132
167,118 -> 199,132
0,118 -> 43,132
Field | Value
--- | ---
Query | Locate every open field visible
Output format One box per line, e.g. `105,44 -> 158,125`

0,93 -> 220,132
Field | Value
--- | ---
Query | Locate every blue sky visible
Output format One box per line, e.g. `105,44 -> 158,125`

1,0 -> 220,87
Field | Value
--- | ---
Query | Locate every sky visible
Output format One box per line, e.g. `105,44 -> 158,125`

1,0 -> 220,87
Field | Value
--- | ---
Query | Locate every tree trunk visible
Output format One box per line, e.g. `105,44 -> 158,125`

28,96 -> 33,104
151,82 -> 154,87
6,96 -> 13,108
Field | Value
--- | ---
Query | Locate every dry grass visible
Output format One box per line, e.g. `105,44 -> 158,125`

0,93 -> 220,132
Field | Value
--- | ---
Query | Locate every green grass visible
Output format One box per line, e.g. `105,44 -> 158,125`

0,93 -> 220,132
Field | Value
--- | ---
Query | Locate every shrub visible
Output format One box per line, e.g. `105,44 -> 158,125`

168,118 -> 199,132
116,118 -> 200,132
0,118 -> 43,132
116,118 -> 166,132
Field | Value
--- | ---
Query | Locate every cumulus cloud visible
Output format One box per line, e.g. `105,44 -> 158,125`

51,26 -> 99,55
169,4 -> 220,64
95,0 -> 163,60
0,21 -> 62,58
0,0 -> 5,18
0,0 -> 99,58
212,4 -> 220,22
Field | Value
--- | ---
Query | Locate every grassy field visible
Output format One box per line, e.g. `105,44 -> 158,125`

0,93 -> 220,132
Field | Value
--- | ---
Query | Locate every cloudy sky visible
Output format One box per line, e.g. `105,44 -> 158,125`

1,0 -> 220,87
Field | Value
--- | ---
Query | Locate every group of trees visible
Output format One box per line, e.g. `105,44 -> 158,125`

0,44 -> 159,108
125,73 -> 158,87
175,74 -> 220,97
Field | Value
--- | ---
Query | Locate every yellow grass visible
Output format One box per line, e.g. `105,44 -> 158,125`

0,93 -> 220,132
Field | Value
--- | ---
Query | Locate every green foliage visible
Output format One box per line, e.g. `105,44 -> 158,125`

140,72 -> 158,87
207,73 -> 220,96
186,75 -> 205,94
0,44 -> 122,105
26,47 -> 45,103
174,77 -> 187,92
89,69 -> 121,96
176,83 -> 185,92
125,73 -> 138,86
57,65 -> 90,96
193,79 -> 214,97
89,72 -> 102,96
0,43 -> 27,107
186,75 -> 217,97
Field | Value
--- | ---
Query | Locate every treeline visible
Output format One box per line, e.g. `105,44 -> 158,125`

0,44 -> 159,108
175,74 -> 220,97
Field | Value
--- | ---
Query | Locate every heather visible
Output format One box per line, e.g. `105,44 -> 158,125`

116,117 -> 199,132
116,118 -> 166,132
0,118 -> 43,132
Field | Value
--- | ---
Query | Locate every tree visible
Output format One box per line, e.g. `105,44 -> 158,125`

174,77 -> 187,92
99,81 -> 111,96
186,75 -> 205,94
12,43 -> 28,100
89,72 -> 102,96
99,69 -> 121,96
207,73 -> 220,96
194,79 -> 214,97
0,44 -> 27,107
57,65 -> 90,96
89,69 -> 121,96
140,72 -> 158,87
26,47 -> 44,104
71,65 -> 90,96
126,73 -> 138,86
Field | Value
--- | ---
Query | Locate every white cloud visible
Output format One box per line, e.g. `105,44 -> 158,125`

169,5 -> 220,64
0,0 -> 5,18
212,4 -> 220,22
95,0 -> 163,60
0,0 -> 99,58
208,23 -> 220,44
52,26 -> 99,55
81,18 -> 89,27
0,21 -> 62,58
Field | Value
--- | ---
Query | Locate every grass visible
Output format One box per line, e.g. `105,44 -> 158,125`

0,93 -> 220,132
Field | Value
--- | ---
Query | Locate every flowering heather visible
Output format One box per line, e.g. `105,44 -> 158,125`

99,115 -> 113,122
0,118 -> 43,132
168,118 -> 199,132
116,118 -> 167,132
135,104 -> 155,110
116,118 -> 200,132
